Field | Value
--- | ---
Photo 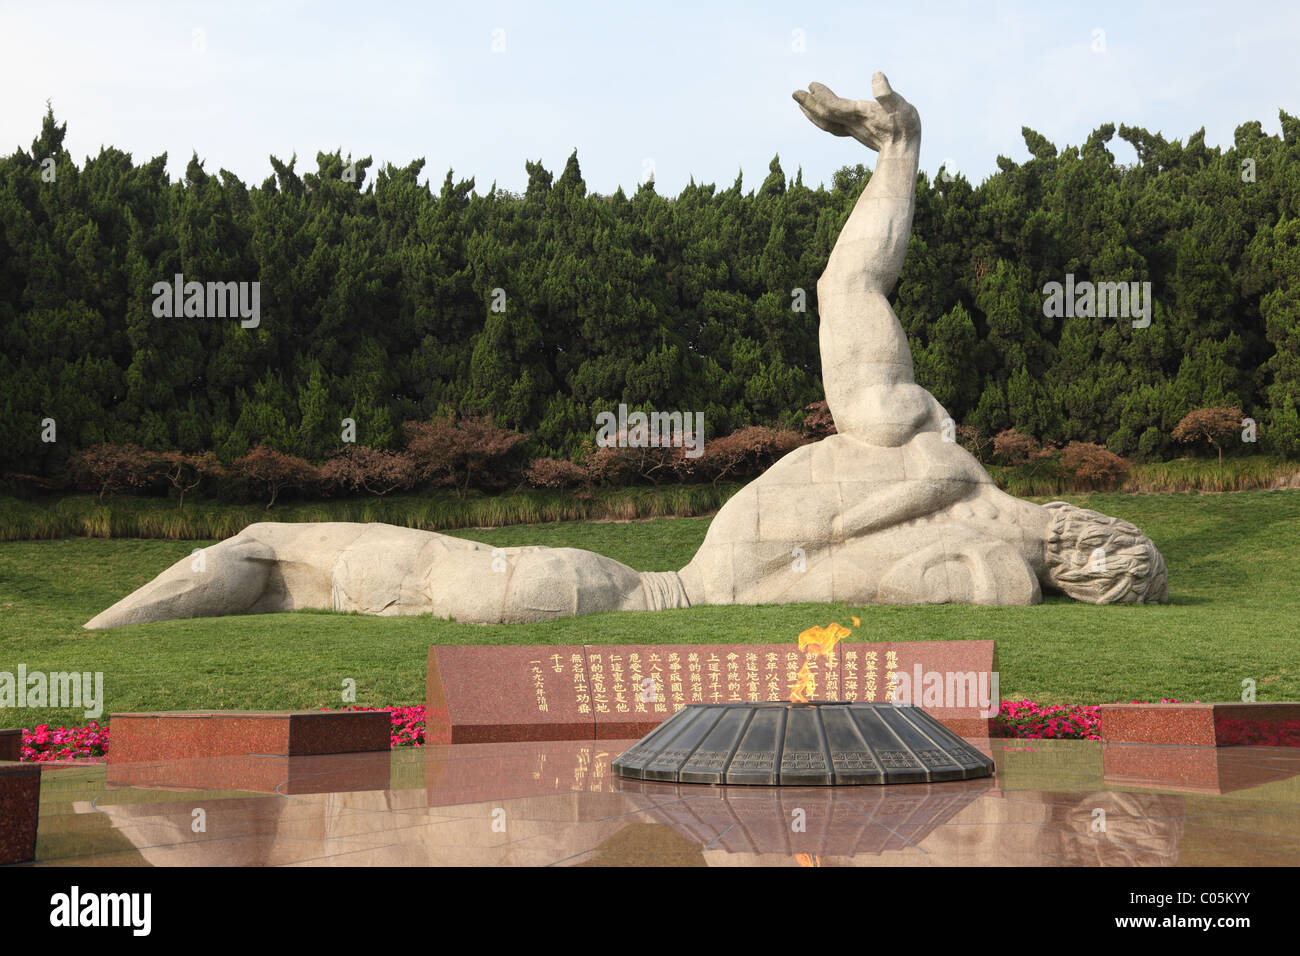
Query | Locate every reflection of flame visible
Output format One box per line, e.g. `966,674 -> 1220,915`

796,853 -> 821,867
788,664 -> 815,703
789,621 -> 854,702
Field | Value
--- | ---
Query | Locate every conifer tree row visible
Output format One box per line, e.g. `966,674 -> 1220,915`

3,106 -> 1299,478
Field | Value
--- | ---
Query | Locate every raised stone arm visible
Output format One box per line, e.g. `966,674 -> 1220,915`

794,72 -> 930,447
793,72 -> 921,293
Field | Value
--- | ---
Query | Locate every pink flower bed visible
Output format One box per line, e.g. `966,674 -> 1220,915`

20,705 -> 426,762
21,722 -> 110,762
992,699 -> 1200,740
993,700 -> 1101,740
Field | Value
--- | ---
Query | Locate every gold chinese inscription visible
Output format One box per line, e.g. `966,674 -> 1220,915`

644,652 -> 668,714
528,660 -> 549,714
520,645 -> 922,716
587,651 -> 610,714
570,652 -> 590,715
609,652 -> 629,714
884,649 -> 899,702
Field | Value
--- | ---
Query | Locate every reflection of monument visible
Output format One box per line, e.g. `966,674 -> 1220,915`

61,743 -> 1207,866
86,72 -> 1166,631
691,789 -> 1187,867
612,776 -> 994,857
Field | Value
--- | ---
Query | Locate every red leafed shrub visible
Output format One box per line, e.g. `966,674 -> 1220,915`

1171,406 -> 1245,466
684,426 -> 807,485
320,446 -> 417,497
993,429 -> 1042,465
158,450 -> 224,509
68,443 -> 161,502
1058,441 -> 1130,491
957,424 -> 992,463
581,442 -> 636,487
524,457 -> 588,489
403,415 -> 528,496
583,435 -> 683,486
803,400 -> 837,438
232,445 -> 320,509
1,471 -> 56,493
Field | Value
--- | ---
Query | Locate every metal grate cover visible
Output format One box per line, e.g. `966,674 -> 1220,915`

612,702 -> 994,786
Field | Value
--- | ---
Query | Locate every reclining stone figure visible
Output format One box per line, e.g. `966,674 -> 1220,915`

85,72 -> 1167,630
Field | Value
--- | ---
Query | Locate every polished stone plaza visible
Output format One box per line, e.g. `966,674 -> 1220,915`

20,738 -> 1300,866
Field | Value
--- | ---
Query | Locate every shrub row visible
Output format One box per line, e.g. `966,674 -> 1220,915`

959,407 -> 1265,493
7,404 -> 1295,512
9,412 -> 814,508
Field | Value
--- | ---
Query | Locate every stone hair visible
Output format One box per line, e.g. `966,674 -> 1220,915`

1043,501 -> 1170,604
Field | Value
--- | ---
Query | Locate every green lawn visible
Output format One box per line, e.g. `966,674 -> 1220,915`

1,490 -> 1297,729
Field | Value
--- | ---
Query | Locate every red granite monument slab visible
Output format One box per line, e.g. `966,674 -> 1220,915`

427,640 -> 998,743
426,645 -> 594,744
107,710 -> 391,764
835,641 -> 999,737
1101,702 -> 1300,747
585,644 -> 836,739
0,728 -> 21,762
0,761 -> 40,864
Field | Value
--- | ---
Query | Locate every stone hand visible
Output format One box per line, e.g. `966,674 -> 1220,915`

792,72 -> 920,151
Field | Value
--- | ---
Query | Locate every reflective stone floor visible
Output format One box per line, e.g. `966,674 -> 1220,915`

17,738 -> 1300,866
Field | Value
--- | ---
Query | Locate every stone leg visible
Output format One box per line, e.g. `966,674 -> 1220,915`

84,536 -> 278,630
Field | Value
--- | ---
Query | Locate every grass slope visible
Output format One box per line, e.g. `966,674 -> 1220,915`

1,491 -> 1297,728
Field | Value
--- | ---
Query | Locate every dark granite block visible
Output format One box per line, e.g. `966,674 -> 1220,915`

0,762 -> 41,864
0,729 -> 21,762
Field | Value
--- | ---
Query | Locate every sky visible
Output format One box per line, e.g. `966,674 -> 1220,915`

2,0 -> 1298,195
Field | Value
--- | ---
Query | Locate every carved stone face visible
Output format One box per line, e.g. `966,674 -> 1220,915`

1041,502 -> 1169,604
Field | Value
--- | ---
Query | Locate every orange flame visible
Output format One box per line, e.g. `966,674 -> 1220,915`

788,621 -> 854,702
796,853 -> 821,867
797,621 -> 852,657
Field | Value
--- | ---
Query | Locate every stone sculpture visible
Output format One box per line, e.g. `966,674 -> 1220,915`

85,72 -> 1167,631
